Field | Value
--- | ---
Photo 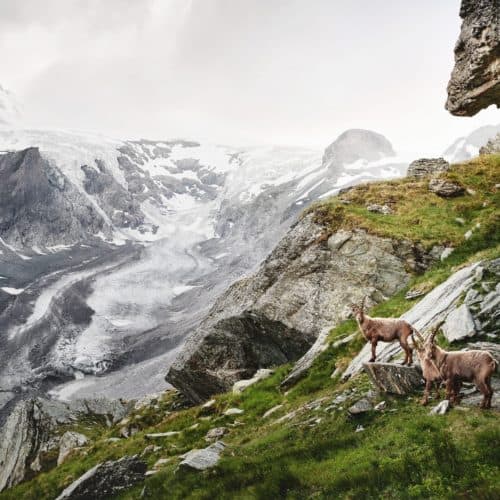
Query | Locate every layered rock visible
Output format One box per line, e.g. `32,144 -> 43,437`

363,363 -> 423,395
446,0 -> 500,116
167,214 -> 434,403
0,397 -> 134,492
407,158 -> 449,178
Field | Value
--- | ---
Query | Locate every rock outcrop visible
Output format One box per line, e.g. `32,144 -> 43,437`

55,455 -> 146,500
343,258 -> 499,379
0,148 -> 109,246
0,397 -> 134,492
446,0 -> 500,116
442,303 -> 477,342
179,441 -> 226,471
363,363 -> 423,395
167,213 -> 435,403
407,158 -> 450,178
428,178 -> 466,197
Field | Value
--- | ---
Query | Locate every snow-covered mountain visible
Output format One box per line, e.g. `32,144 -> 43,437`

0,128 -> 411,408
443,124 -> 500,163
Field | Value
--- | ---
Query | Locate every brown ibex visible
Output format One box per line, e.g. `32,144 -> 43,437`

414,325 -> 498,409
350,297 -> 415,365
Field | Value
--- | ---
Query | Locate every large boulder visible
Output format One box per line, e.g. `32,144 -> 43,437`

446,0 -> 500,116
407,158 -> 449,178
363,362 -> 423,395
57,432 -> 89,466
55,455 -> 146,500
167,214 -> 433,403
428,178 -> 465,197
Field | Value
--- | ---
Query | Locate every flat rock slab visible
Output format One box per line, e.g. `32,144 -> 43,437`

363,362 -> 423,395
179,441 -> 225,471
442,304 -> 476,342
55,455 -> 146,500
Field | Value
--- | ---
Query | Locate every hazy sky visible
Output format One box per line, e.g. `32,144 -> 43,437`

1,0 -> 498,154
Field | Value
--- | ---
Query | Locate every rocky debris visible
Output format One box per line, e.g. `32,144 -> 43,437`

120,425 -> 139,439
55,455 -> 146,500
446,0 -> 500,116
232,369 -> 274,394
0,396 -> 133,492
442,304 -> 476,342
374,401 -> 387,411
205,427 -> 228,441
428,178 -> 465,197
145,431 -> 180,439
344,259 -> 499,379
262,404 -> 284,419
355,425 -> 365,432
179,441 -> 226,471
274,410 -> 299,425
407,158 -> 450,178
366,204 -> 393,215
223,408 -> 244,416
57,431 -> 89,466
363,363 -> 423,395
348,399 -> 373,415
168,213 -> 434,402
429,400 -> 450,415
480,133 -> 500,154
405,288 -> 426,300
202,399 -> 216,409
141,445 -> 162,456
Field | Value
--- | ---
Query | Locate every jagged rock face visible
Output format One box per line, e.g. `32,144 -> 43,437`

322,129 -> 395,173
167,214 -> 434,403
0,396 -> 134,492
55,455 -> 146,500
407,158 -> 450,178
480,132 -> 500,153
0,148 -> 108,246
446,0 -> 500,116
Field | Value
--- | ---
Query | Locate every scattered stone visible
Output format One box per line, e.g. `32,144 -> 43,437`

440,247 -> 454,261
145,470 -> 157,477
429,400 -> 450,415
55,455 -> 146,500
429,178 -> 465,197
464,230 -> 473,240
232,368 -> 274,394
355,425 -> 365,433
153,458 -> 171,469
107,438 -> 121,443
57,431 -> 89,466
455,217 -> 466,225
330,366 -> 342,379
120,425 -> 139,439
332,393 -> 349,405
405,288 -> 426,300
141,445 -> 155,456
363,362 -> 423,395
205,427 -> 228,441
466,188 -> 476,196
223,408 -> 244,416
202,399 -> 216,408
366,204 -> 393,215
348,398 -> 373,415
145,431 -> 180,439
407,158 -> 449,178
374,401 -> 387,411
273,410 -> 298,424
179,441 -> 225,471
262,404 -> 283,419
189,423 -> 199,430
442,304 -> 476,342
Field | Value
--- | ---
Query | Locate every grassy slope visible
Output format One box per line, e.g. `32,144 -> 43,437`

2,156 -> 499,500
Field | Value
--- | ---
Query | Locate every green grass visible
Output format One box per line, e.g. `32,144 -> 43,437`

2,156 -> 499,500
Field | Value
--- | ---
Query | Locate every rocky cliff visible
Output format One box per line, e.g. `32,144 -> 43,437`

446,0 -> 500,116
167,213 -> 434,403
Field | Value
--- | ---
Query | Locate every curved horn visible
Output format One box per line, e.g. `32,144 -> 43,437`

429,321 -> 444,342
413,328 -> 425,343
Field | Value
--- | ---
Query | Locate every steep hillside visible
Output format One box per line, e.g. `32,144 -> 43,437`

167,154 -> 500,402
1,154 -> 498,500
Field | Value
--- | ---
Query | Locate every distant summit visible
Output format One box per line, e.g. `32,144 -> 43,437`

322,129 -> 395,171
443,124 -> 500,163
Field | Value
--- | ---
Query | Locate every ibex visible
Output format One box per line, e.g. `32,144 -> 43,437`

414,325 -> 498,409
350,297 -> 414,365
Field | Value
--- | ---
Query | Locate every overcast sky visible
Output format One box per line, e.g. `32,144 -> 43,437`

1,0 -> 498,154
